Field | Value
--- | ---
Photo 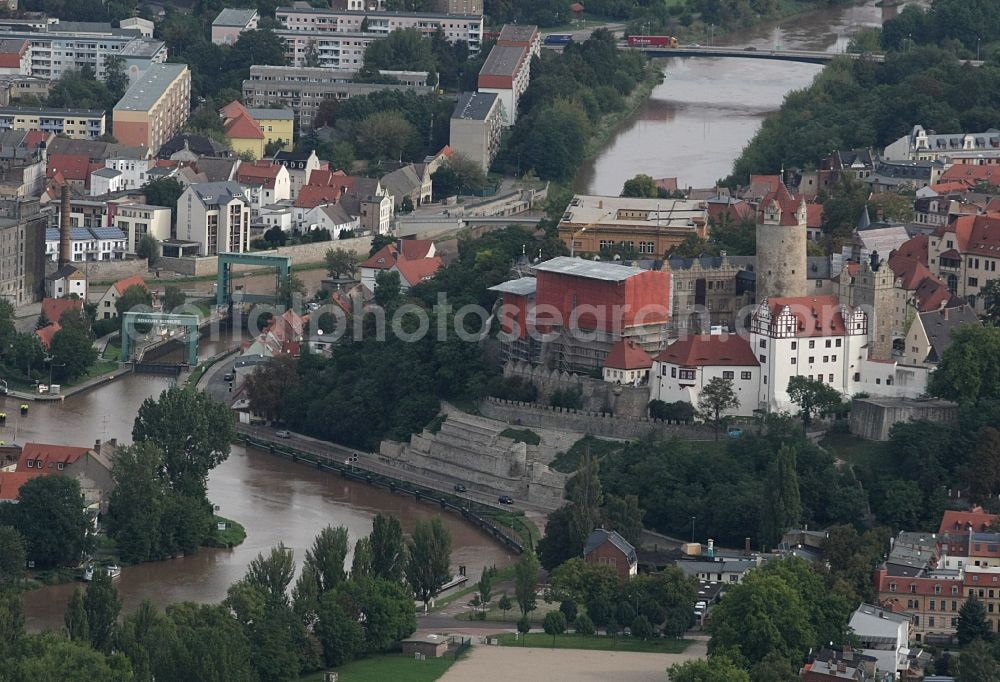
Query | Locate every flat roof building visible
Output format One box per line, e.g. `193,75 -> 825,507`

212,8 -> 260,45
497,24 -> 540,56
478,43 -> 530,125
0,106 -> 105,139
113,63 -> 191,154
449,91 -> 503,172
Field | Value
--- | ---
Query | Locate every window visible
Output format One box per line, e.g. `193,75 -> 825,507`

791,358 -> 797,365
759,354 -> 766,364
808,356 -> 814,364
671,367 -> 676,378
929,616 -> 935,627
825,339 -> 832,348
953,600 -> 958,610
823,356 -> 829,363
829,374 -> 834,383
808,340 -> 815,349
26,459 -> 33,468
890,583 -> 897,592
759,339 -> 766,348
722,371 -> 734,379
791,341 -> 797,350
679,370 -> 695,381
831,355 -> 837,362
969,277 -> 979,287
741,371 -> 752,380
910,584 -> 917,594
929,601 -> 935,610
836,339 -> 842,347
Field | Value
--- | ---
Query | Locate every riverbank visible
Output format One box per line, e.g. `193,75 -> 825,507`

583,60 -> 665,161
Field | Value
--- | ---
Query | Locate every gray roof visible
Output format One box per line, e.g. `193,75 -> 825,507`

676,559 -> 754,576
114,63 -> 188,112
91,167 -> 121,178
452,91 -> 498,121
488,277 -> 536,296
0,38 -> 27,53
0,106 -> 103,118
381,165 -> 423,199
189,181 -> 247,206
583,529 -> 636,565
47,138 -> 149,160
320,203 -> 353,225
919,304 -> 980,363
276,6 -> 481,20
667,255 -> 754,271
119,38 -> 165,57
196,158 -> 238,182
497,24 -> 537,43
479,45 -> 527,78
248,108 -> 293,121
533,256 -> 645,282
44,264 -> 81,281
213,8 -> 258,26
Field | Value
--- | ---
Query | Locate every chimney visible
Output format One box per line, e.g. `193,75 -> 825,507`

943,307 -> 950,321
94,439 -> 101,454
59,184 -> 71,267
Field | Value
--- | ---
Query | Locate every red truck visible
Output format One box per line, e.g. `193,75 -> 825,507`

627,35 -> 679,48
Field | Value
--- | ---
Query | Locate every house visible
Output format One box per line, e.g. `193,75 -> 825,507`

109,202 -> 172,253
46,153 -> 92,191
800,648 -> 879,681
303,203 -> 358,237
41,296 -> 82,327
899,304 -> 980,368
926,212 -> 1000,315
158,132 -> 234,161
602,338 -> 653,385
220,101 -> 293,159
359,239 -> 440,293
0,470 -> 42,502
177,181 -> 251,255
211,8 -> 259,45
849,603 -> 910,679
89,167 -> 124,195
43,264 -> 87,299
583,529 -> 637,581
272,149 -> 323,199
247,108 -> 293,153
381,163 -> 432,209
44,227 -> 127,263
883,124 -> 1000,164
649,334 -> 761,418
112,63 -> 191,154
237,161 -> 291,215
35,321 -> 60,349
675,558 -> 760,585
450,91 -> 504,172
96,274 -> 146,319
241,309 -> 306,358
477,40 -> 532,126
16,441 -> 115,509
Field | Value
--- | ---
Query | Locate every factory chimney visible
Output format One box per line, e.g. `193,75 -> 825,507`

59,184 -> 71,267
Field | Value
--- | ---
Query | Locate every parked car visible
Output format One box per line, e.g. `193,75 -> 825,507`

223,373 -> 234,382
454,484 -> 467,493
275,430 -> 291,438
498,495 -> 514,505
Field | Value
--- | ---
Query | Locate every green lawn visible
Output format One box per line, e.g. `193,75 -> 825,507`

497,632 -> 690,653
202,515 -> 246,549
299,654 -> 456,682
551,435 -> 626,473
457,598 -> 560,624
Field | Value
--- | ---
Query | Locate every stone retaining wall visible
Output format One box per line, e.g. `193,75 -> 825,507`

157,236 -> 374,277
504,361 -> 650,418
479,397 -> 715,441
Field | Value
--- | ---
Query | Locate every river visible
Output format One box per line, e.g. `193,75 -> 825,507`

13,328 -> 514,631
575,1 -> 886,194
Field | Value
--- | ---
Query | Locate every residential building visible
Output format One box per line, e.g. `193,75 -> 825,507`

277,30 -> 375,70
649,333 -> 761,417
431,0 -> 482,15
800,649 -> 879,681
449,91 -> 503,172
43,226 -> 126,262
0,28 -> 163,82
849,604 -> 910,679
675,557 -> 762,584
477,42 -> 531,125
0,106 -> 105,139
119,17 -> 154,38
15,441 -> 114,508
275,6 -> 484,51
360,238 -> 441,292
583,529 -> 637,581
557,194 -> 709,258
0,75 -> 51,106
89,167 -> 125,195
340,192 -> 393,235
158,132 -> 234,161
272,149 -> 323,199
109,202 -> 171,253
496,23 -> 540,56
237,161 -> 291,215
112,63 -> 192,154
118,38 -> 169,83
899,304 -> 980,368
867,158 -> 943,193
177,181 -> 250,255
602,338 -> 653,385
0,38 -> 29,75
103,156 -> 157,191
0,197 -> 45,305
212,8 -> 259,45
242,65 -> 433,128
220,101 -> 293,159
927,212 -> 1000,314
43,264 -> 86,299
884,124 -> 1000,163
95,274 -> 146,319
302,202 -> 357,237
247,107 -> 293,152
381,163 -> 431,208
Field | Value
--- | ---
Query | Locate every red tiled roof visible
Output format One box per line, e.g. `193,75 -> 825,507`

747,174 -> 781,194
238,162 -> 282,189
0,38 -> 27,68
891,258 -> 935,291
307,169 -> 348,187
219,100 -> 250,121
113,274 -> 147,296
939,509 -> 998,536
655,177 -> 678,192
758,184 -> 805,226
0,471 -> 42,501
224,113 -> 264,140
17,442 -> 91,473
654,334 -> 758,367
941,164 -> 1000,185
914,275 -> 958,313
935,214 -> 975,252
806,201 -> 823,229
399,239 -> 434,260
604,339 -> 653,370
294,185 -> 340,208
361,243 -> 400,270
41,297 -> 82,325
962,212 -> 1000,257
395,256 -> 442,287
889,234 -> 928,268
46,154 -> 91,182
764,295 -> 849,337
929,181 -> 973,194
23,130 -> 50,149
35,322 -> 60,350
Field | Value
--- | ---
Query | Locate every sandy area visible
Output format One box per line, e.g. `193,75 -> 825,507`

438,640 -> 708,682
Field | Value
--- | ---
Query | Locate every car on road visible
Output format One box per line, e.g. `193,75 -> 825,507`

275,430 -> 291,438
498,495 -> 514,505
223,373 -> 234,382
454,484 -> 467,493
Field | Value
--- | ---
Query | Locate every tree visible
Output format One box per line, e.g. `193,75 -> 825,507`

574,613 -> 595,635
133,384 -> 235,501
137,234 -> 159,265
400,196 -> 414,213
0,526 -> 26,586
243,544 -> 296,608
64,589 -> 89,643
116,283 -> 153,319
84,568 -> 121,653
354,111 -> 419,162
369,513 -> 406,582
601,494 -> 644,546
350,537 -> 373,580
315,595 -> 363,667
517,616 -> 531,639
277,273 -> 306,311
143,177 -> 185,211
668,657 -> 751,682
0,298 -> 16,351
363,27 -> 436,74
157,602 -> 256,682
477,566 -> 493,613
620,174 -> 659,198
304,525 -> 349,595
513,552 -> 539,617
245,356 -> 299,424
325,247 -> 360,280
542,610 -> 566,646
373,270 -> 403,309
928,325 -> 1000,403
369,234 -> 395,257
954,638 -> 1000,682
13,632 -> 134,682
559,599 -> 577,623
9,332 -> 44,377
981,279 -> 1000,324
760,444 -> 802,549
631,614 -> 653,640
750,651 -> 801,682
786,375 -> 843,426
698,377 -> 740,439
57,307 -> 93,340
49,327 -> 98,382
11,475 -> 90,568
958,594 -> 992,646
406,517 -> 452,609
498,593 -> 513,621
537,505 -> 584,571
162,286 -> 186,312
331,578 -> 416,655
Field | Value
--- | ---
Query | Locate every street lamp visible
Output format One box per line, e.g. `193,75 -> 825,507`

977,37 -> 981,62
570,227 -> 587,258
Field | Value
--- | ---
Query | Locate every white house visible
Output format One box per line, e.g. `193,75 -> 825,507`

650,333 -> 762,418
273,149 -> 322,200
44,227 -> 127,262
177,181 -> 251,255
89,168 -> 125,196
303,203 -> 358,238
105,157 -> 157,191
110,202 -> 172,253
237,162 -> 291,217
44,264 -> 87,299
849,603 -> 910,679
602,338 -> 653,385
259,201 -> 294,233
359,239 -> 440,293
95,275 -> 147,320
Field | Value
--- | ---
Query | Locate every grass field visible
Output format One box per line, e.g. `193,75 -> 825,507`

497,632 -> 690,653
299,654 -> 456,682
203,516 -> 247,549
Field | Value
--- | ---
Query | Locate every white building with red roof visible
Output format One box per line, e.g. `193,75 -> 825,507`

927,211 -> 1000,314
603,339 -> 653,385
14,441 -> 115,508
360,239 -> 440,293
650,333 -> 761,417
236,161 -> 290,215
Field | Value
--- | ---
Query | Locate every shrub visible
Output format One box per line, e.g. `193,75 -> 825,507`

573,613 -> 595,635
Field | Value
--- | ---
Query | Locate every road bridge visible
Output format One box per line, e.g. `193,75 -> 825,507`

624,44 -> 884,64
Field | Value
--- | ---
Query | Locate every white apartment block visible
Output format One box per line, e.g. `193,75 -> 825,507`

177,181 -> 250,256
884,124 -> 1000,163
44,226 -> 126,262
104,157 -> 157,190
1,28 -> 166,82
110,202 -> 171,253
